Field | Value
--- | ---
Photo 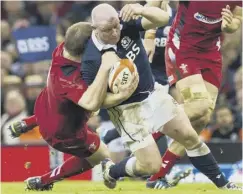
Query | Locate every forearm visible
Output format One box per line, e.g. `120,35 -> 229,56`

141,6 -> 169,29
79,66 -> 109,111
144,29 -> 156,39
102,92 -> 127,109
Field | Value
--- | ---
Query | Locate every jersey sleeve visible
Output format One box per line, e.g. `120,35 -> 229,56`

81,60 -> 100,86
124,17 -> 145,31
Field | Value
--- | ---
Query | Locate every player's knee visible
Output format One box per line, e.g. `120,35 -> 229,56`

192,110 -> 213,133
184,98 -> 212,121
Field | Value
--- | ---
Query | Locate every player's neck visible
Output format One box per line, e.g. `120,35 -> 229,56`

63,49 -> 81,63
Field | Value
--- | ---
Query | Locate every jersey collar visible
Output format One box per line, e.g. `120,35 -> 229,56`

92,31 -> 117,52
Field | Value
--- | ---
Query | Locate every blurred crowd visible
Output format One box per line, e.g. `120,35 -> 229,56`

1,1 -> 242,146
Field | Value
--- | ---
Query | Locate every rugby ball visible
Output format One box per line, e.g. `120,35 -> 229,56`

108,59 -> 137,94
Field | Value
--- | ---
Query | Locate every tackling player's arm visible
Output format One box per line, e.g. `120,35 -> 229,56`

141,2 -> 169,29
63,22 -> 119,112
79,52 -> 118,111
143,1 -> 169,61
102,93 -> 129,109
81,52 -> 138,110
144,0 -> 169,37
221,5 -> 242,33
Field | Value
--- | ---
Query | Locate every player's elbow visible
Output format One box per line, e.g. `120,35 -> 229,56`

158,12 -> 169,27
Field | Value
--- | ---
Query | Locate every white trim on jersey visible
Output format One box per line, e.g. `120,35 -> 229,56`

172,32 -> 180,49
91,31 -> 117,51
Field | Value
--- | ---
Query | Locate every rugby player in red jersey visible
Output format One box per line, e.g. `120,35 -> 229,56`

9,22 -> 138,191
145,1 -> 242,190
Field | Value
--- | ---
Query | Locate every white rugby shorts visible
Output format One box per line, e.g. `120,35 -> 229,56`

107,82 -> 179,152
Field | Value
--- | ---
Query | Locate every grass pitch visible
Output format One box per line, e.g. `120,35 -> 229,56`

1,181 -> 242,194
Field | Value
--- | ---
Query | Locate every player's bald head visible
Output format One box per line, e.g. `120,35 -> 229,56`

91,3 -> 118,27
91,3 -> 121,45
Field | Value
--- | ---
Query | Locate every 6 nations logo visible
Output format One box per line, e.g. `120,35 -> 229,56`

121,36 -> 132,49
121,36 -> 140,61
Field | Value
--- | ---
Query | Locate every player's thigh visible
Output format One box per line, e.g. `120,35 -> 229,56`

175,74 -> 213,120
189,80 -> 219,132
108,105 -> 154,153
108,85 -> 178,151
52,126 -> 101,159
204,80 -> 219,110
169,85 -> 184,104
175,74 -> 209,101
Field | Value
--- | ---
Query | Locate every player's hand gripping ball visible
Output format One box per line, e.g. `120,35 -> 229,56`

108,59 -> 137,94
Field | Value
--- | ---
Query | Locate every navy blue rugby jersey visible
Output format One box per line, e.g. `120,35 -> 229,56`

81,18 -> 155,105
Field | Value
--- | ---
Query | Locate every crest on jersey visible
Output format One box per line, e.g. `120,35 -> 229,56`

194,12 -> 222,24
121,36 -> 132,49
89,142 -> 97,151
179,64 -> 188,74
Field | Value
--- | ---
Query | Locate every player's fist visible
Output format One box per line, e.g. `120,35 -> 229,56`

161,0 -> 170,11
101,51 -> 120,70
221,5 -> 233,31
117,71 -> 139,99
120,3 -> 145,22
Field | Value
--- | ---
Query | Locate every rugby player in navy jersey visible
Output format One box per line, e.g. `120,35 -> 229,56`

100,3 -> 190,189
81,3 -> 169,188
81,3 -> 237,191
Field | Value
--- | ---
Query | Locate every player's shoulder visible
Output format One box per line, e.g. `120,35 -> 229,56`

120,18 -> 142,31
52,42 -> 81,68
81,38 -> 102,72
120,19 -> 131,31
82,38 -> 101,62
52,42 -> 64,58
51,42 -> 66,66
